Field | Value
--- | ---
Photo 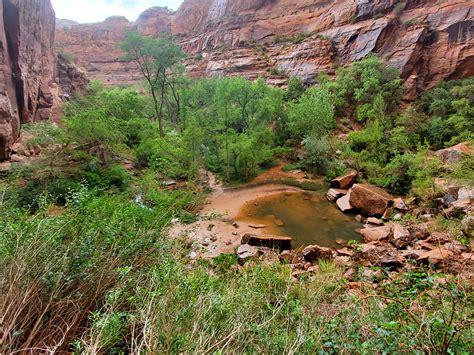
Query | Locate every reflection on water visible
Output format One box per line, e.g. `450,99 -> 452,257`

237,191 -> 362,248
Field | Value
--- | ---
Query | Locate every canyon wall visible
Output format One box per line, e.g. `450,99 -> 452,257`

55,0 -> 473,98
0,0 -> 57,160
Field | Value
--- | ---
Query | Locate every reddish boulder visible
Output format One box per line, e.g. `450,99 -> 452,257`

331,170 -> 358,189
359,224 -> 393,242
392,223 -> 412,248
418,248 -> 453,264
349,184 -> 394,216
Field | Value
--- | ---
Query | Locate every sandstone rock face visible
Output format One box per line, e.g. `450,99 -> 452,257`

56,54 -> 88,98
55,0 -> 474,95
0,0 -> 56,160
55,16 -> 137,86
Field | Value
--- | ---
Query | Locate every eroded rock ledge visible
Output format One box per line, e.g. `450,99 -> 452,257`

55,0 -> 474,98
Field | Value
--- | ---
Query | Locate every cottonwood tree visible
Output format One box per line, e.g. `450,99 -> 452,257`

121,31 -> 185,137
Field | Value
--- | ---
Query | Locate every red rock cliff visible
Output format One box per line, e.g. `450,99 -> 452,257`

55,0 -> 473,97
0,0 -> 57,160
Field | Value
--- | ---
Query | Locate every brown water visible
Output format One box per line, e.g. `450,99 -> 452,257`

237,191 -> 362,249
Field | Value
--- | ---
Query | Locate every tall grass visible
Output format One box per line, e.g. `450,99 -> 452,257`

1,189 -> 472,353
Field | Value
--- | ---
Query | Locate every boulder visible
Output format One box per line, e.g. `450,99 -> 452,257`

302,245 -> 334,262
392,223 -> 412,248
443,241 -> 468,254
425,232 -> 451,245
326,188 -> 347,202
336,194 -> 353,212
380,253 -> 404,270
349,184 -> 394,216
447,199 -> 472,217
436,142 -> 473,164
330,170 -> 358,189
241,233 -> 292,250
400,248 -> 425,260
418,248 -> 453,264
359,224 -> 392,242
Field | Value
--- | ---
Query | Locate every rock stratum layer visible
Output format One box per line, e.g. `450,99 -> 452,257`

0,0 -> 56,160
56,0 -> 473,97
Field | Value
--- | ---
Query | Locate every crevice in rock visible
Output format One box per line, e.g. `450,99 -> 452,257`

3,0 -> 25,123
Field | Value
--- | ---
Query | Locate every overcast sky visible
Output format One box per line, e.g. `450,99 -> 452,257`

51,0 -> 184,24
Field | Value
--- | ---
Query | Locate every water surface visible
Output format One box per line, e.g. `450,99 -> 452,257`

237,191 -> 362,248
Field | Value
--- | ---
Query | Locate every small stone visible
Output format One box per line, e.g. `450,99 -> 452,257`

421,214 -> 433,222
355,215 -> 363,223
232,232 -> 238,236
162,180 -> 177,187
367,217 -> 383,226
326,188 -> 348,202
279,250 -> 298,264
302,245 -> 334,262
337,247 -> 354,256
304,262 -> 313,270
248,224 -> 266,229
392,198 -> 408,211
10,154 -> 25,163
343,268 -> 356,280
207,223 -> 215,231
232,222 -> 239,228
392,213 -> 403,221
237,244 -> 260,261
275,219 -> 285,227
187,251 -> 199,259
210,235 -> 218,242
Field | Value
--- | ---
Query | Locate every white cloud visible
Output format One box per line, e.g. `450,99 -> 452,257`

51,0 -> 184,24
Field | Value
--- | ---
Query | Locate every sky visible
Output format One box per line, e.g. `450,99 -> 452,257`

51,0 -> 184,24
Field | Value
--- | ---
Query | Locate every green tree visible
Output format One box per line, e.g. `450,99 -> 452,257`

326,54 -> 403,121
287,87 -> 335,140
121,32 -> 185,137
